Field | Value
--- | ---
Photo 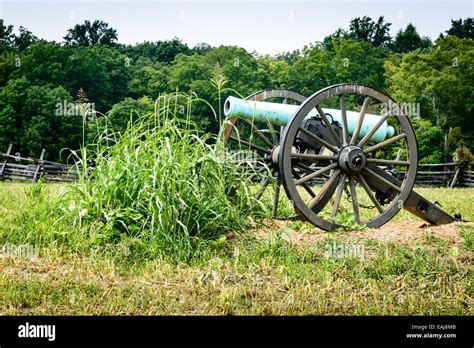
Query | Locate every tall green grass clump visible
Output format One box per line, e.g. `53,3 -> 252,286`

61,93 -> 258,261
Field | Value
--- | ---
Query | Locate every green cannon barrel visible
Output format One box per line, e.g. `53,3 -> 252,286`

224,96 -> 395,142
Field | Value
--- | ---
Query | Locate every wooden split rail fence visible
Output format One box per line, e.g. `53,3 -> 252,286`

0,144 -> 78,182
408,163 -> 473,188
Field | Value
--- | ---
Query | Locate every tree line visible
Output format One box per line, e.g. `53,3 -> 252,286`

0,17 -> 472,163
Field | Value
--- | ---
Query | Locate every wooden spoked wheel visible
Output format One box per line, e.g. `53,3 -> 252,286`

222,89 -> 306,219
279,84 -> 418,231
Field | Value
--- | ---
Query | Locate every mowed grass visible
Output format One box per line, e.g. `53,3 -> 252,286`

0,182 -> 472,315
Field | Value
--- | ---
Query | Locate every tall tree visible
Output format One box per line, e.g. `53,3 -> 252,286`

14,26 -> 38,51
348,16 -> 392,47
0,19 -> 15,53
64,20 -> 118,46
322,28 -> 347,50
442,18 -> 474,39
390,24 -> 432,53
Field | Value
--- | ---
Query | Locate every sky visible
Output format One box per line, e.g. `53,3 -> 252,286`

1,0 -> 473,55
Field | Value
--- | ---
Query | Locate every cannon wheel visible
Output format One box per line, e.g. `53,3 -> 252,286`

222,89 -> 306,219
279,84 -> 418,231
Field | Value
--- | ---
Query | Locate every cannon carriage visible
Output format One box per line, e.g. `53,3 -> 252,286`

222,84 -> 457,231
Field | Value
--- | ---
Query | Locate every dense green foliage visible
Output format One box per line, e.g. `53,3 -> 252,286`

0,17 -> 472,162
385,36 -> 474,161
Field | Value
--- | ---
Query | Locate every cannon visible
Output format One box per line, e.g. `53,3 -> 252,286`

222,84 -> 457,231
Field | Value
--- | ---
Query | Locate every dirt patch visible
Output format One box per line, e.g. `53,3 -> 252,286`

254,219 -> 470,247
342,221 -> 467,247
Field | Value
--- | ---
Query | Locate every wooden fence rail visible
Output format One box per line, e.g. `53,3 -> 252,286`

0,145 -> 473,187
0,145 -> 79,182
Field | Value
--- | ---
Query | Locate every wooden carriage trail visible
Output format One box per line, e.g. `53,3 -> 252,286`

0,144 -> 472,187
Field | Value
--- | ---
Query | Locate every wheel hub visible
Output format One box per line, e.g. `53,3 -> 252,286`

338,145 -> 367,174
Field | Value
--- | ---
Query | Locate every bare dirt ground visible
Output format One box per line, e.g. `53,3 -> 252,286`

254,220 -> 470,247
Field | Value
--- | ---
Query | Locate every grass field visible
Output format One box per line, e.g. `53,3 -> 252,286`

0,182 -> 472,315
